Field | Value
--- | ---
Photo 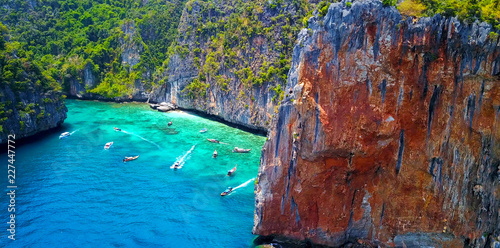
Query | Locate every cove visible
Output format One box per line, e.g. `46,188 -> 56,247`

1,99 -> 266,247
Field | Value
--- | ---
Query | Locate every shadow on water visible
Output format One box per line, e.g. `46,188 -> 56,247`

0,125 -> 64,153
154,126 -> 180,135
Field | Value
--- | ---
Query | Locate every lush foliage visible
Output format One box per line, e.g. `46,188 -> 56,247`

397,0 -> 500,29
0,0 -> 186,98
0,22 -> 63,131
398,0 -> 426,16
175,0 -> 311,102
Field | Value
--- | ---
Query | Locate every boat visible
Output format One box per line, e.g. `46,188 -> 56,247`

220,187 -> 233,196
113,127 -> 122,131
200,128 -> 207,133
59,132 -> 70,139
207,138 -> 220,143
172,161 -> 181,170
213,149 -> 218,158
232,147 -> 251,153
227,165 -> 237,176
168,121 -> 172,126
104,142 -> 113,150
123,155 -> 139,162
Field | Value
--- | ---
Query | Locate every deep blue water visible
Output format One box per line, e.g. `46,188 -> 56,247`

1,100 -> 266,247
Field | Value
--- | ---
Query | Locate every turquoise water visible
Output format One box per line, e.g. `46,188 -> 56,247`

1,99 -> 266,247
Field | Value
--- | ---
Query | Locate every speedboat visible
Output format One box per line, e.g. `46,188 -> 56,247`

59,132 -> 70,139
221,187 -> 233,196
123,155 -> 139,162
213,149 -> 218,158
172,161 -> 181,170
207,138 -> 220,143
232,147 -> 251,153
104,142 -> 113,150
168,121 -> 172,126
227,165 -> 237,176
200,128 -> 207,133
113,127 -> 122,131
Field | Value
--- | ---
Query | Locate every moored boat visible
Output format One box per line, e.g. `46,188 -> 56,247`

227,165 -> 237,176
168,121 -> 172,126
220,187 -> 233,196
123,155 -> 139,162
232,147 -> 251,153
200,128 -> 207,133
59,132 -> 71,139
213,149 -> 218,158
104,141 -> 113,150
207,138 -> 220,143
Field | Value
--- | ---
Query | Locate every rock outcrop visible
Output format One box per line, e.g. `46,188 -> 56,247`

68,61 -> 98,98
150,0 -> 308,132
0,58 -> 67,144
67,20 -> 152,102
0,85 -> 66,145
57,0 -> 308,132
254,0 -> 500,246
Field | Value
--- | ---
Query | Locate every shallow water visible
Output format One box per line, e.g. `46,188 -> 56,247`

1,100 -> 266,247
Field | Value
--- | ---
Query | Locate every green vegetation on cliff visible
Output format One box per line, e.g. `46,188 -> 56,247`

1,0 -> 497,101
393,0 -> 500,29
0,0 -> 186,98
174,0 -> 311,102
0,22 -> 65,137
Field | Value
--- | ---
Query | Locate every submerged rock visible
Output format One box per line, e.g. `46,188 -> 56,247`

254,0 -> 500,246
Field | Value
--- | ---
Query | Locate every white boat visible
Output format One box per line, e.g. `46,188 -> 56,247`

200,128 -> 207,133
232,147 -> 251,153
171,161 -> 181,170
104,141 -> 113,150
59,132 -> 71,139
123,155 -> 139,162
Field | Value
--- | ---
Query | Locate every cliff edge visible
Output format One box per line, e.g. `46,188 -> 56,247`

254,0 -> 500,246
0,48 -> 67,144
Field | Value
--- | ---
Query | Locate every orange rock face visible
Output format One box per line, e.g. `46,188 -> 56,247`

253,1 -> 500,247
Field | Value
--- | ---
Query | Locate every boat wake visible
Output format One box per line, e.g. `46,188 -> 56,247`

232,177 -> 255,191
170,145 -> 196,169
70,129 -> 80,135
121,130 -> 161,149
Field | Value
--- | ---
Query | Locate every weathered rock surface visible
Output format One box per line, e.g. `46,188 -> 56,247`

68,61 -> 98,98
0,81 -> 67,145
254,0 -> 500,246
150,0 -> 306,132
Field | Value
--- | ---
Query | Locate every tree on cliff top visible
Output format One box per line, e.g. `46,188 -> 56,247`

395,0 -> 500,29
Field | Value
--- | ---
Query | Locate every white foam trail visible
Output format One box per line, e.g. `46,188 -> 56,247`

170,145 -> 196,169
121,130 -> 161,149
232,177 -> 256,190
70,129 -> 80,135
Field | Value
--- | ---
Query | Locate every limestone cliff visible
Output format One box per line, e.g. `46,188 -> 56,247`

67,20 -> 153,102
57,0 -> 310,131
151,0 -> 309,131
254,0 -> 500,246
0,51 -> 67,145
